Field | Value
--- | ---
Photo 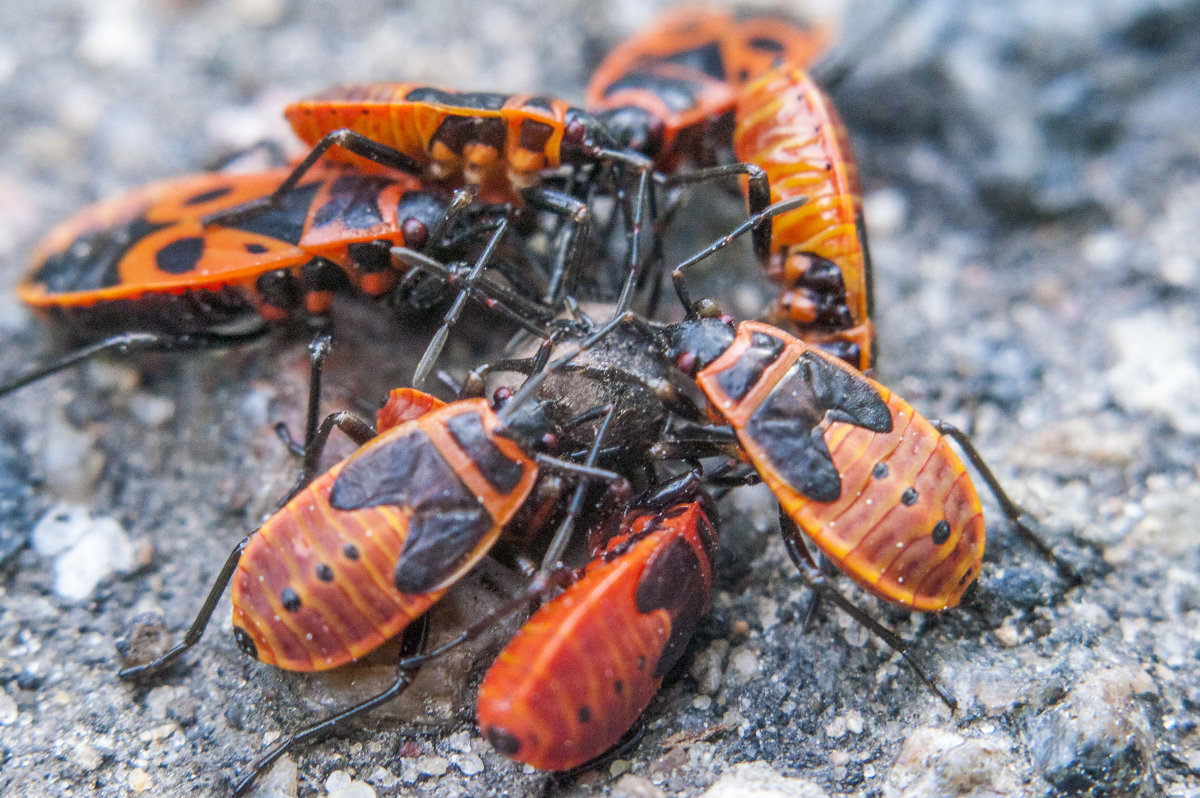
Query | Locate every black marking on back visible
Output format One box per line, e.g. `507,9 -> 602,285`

245,243 -> 269,254
636,535 -> 707,678
394,501 -> 493,593
430,114 -> 507,157
280,588 -> 301,612
715,331 -> 784,402
517,119 -> 555,154
747,36 -> 787,57
603,72 -> 705,113
445,412 -> 526,495
223,181 -> 322,245
331,428 -> 473,511
32,214 -> 169,294
155,236 -> 205,274
233,626 -> 259,659
485,727 -> 522,756
184,186 -> 235,206
931,520 -> 951,545
313,175 -> 392,231
521,95 -> 557,115
661,41 -> 727,81
404,86 -> 508,111
330,427 -> 495,594
747,351 -> 891,503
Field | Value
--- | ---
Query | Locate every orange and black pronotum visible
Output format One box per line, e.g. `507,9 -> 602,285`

586,5 -> 831,169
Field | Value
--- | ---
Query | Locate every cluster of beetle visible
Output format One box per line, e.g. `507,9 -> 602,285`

4,6 -> 1079,794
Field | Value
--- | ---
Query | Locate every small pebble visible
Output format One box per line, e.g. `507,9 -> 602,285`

452,751 -> 484,776
72,743 -> 103,772
729,648 -> 760,680
611,772 -> 666,798
128,393 -> 175,427
324,769 -> 376,798
0,690 -> 17,725
243,754 -> 298,798
31,505 -> 136,600
700,761 -> 829,797
128,768 -> 151,792
414,754 -> 449,777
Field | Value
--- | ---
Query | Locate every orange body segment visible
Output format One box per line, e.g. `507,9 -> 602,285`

285,84 -> 591,196
232,398 -> 540,671
231,464 -> 441,671
695,321 -> 984,611
733,66 -> 875,370
477,500 -> 714,770
19,166 -> 443,333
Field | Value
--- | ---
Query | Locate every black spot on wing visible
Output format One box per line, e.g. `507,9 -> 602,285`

222,181 -> 321,244
393,501 -> 494,593
155,236 -> 205,274
635,536 -> 708,678
32,214 -> 170,294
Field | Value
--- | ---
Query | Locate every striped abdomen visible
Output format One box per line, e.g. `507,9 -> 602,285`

285,83 -> 598,194
232,398 -> 539,671
695,321 -> 984,611
477,500 -> 715,770
733,66 -> 875,370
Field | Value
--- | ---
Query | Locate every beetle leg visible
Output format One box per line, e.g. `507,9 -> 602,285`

931,420 -> 1082,587
0,327 -> 269,399
204,128 -> 422,227
231,615 -> 430,797
664,162 -> 771,261
669,194 -> 808,312
117,536 -> 251,680
780,512 -> 958,711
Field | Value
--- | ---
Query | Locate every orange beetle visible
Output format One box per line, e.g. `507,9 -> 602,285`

478,494 -> 716,770
283,83 -> 626,199
733,65 -> 876,371
586,6 -> 832,168
19,166 -> 449,336
666,316 -> 989,610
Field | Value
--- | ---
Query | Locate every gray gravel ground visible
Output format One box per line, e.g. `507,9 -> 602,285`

0,0 -> 1198,796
